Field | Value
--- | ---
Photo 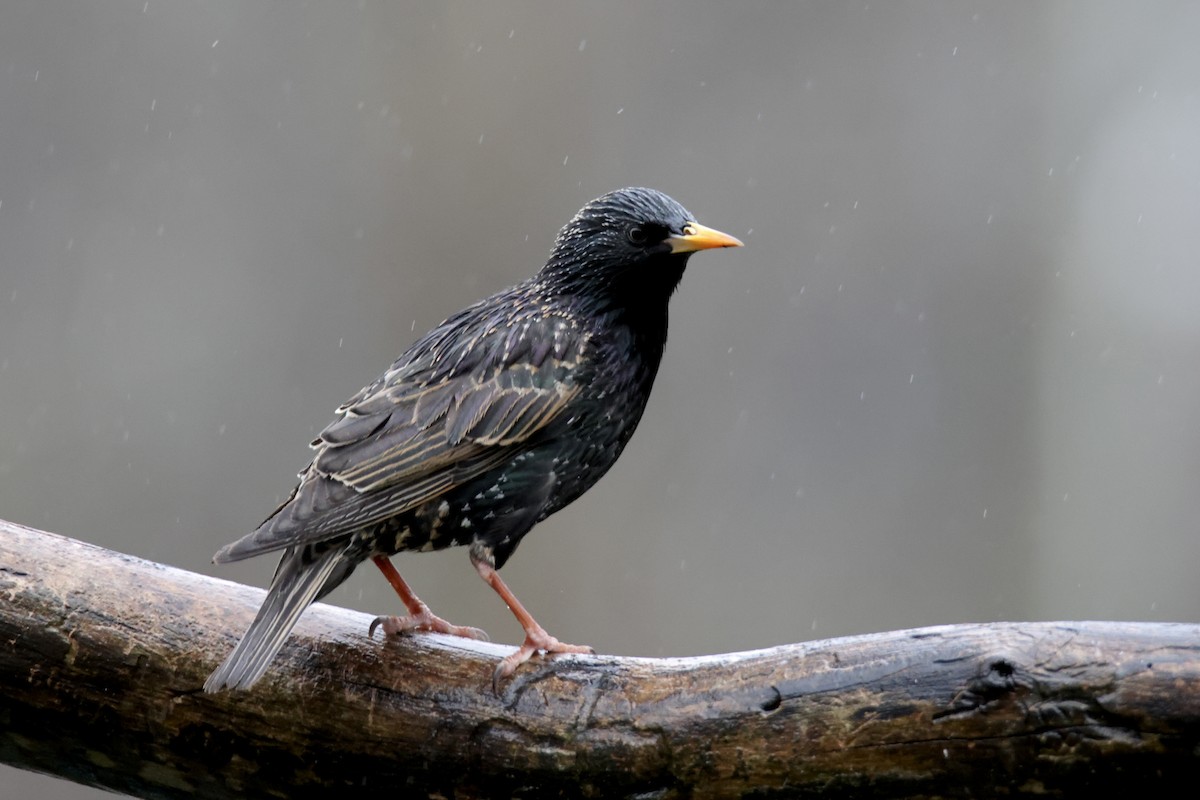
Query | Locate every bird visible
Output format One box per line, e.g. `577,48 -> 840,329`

203,187 -> 743,692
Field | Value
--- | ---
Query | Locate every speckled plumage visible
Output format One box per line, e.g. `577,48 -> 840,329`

205,187 -> 741,691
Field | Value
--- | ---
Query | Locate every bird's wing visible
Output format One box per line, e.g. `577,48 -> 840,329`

215,311 -> 585,562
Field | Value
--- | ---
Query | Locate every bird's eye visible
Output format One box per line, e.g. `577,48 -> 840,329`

627,226 -> 649,244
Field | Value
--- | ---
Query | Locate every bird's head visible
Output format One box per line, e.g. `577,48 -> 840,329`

539,187 -> 742,309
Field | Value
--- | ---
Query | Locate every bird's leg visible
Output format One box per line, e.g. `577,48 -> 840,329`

368,555 -> 488,641
470,550 -> 593,689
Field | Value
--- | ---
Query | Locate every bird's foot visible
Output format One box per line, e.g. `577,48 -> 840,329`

369,608 -> 489,642
492,627 -> 594,691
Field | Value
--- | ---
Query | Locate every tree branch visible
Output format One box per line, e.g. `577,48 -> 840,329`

1,518 -> 1197,798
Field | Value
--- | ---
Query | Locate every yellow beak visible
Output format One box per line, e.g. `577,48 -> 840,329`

666,222 -> 744,254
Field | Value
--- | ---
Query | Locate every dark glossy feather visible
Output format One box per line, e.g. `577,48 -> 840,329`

216,313 -> 584,561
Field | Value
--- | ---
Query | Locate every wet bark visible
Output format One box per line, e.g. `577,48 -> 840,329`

1,517 -> 1198,799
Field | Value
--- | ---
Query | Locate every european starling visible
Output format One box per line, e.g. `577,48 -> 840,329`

204,187 -> 742,692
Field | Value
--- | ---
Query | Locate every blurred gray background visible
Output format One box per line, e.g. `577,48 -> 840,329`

3,2 -> 1199,796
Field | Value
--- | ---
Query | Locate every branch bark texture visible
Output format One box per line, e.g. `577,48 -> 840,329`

1,518 -> 1198,798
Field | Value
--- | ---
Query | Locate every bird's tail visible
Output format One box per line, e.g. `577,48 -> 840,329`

204,542 -> 352,692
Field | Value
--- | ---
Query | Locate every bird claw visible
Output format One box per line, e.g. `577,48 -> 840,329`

368,612 -> 489,642
491,631 -> 594,692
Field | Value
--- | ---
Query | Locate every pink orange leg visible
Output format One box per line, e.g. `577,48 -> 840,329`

368,555 -> 489,641
471,554 -> 593,689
